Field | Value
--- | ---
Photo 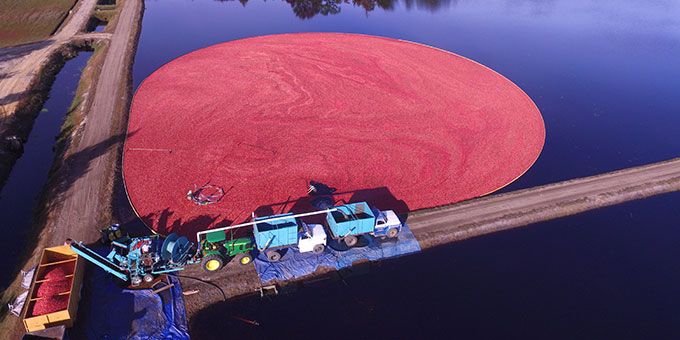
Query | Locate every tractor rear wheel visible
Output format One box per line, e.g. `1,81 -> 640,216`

343,235 -> 358,247
266,250 -> 282,262
312,244 -> 325,254
387,228 -> 399,238
236,253 -> 253,265
202,254 -> 224,272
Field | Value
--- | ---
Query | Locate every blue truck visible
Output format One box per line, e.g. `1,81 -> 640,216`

325,202 -> 403,247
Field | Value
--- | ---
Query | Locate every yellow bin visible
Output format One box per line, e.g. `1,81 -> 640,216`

22,245 -> 84,333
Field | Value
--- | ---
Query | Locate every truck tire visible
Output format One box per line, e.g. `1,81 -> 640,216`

387,228 -> 399,238
312,244 -> 325,254
201,254 -> 224,272
266,250 -> 282,262
343,235 -> 358,247
236,253 -> 253,265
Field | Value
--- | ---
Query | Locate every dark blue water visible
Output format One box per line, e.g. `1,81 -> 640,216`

0,52 -> 91,288
191,191 -> 680,339
130,0 -> 680,338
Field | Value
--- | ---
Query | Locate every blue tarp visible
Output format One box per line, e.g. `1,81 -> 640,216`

76,268 -> 189,339
253,224 -> 421,283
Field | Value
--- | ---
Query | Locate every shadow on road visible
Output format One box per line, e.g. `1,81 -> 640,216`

254,184 -> 411,225
45,131 -> 137,209
0,131 -> 136,291
0,90 -> 28,106
0,40 -> 52,64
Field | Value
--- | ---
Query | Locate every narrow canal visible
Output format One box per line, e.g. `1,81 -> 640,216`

0,51 -> 92,289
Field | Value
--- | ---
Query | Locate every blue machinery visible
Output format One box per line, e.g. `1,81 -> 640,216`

70,202 -> 401,285
70,233 -> 194,286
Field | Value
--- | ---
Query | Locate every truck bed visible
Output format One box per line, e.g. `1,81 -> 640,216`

253,214 -> 299,250
326,202 -> 376,237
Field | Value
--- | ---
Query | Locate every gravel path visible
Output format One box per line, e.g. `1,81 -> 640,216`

408,157 -> 680,248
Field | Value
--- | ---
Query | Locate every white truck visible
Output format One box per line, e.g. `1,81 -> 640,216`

297,222 -> 328,254
253,213 -> 327,262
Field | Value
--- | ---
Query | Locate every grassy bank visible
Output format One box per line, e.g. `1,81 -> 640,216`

57,41 -> 109,151
0,0 -> 78,48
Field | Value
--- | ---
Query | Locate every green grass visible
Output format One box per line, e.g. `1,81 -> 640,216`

0,0 -> 78,48
94,8 -> 117,23
57,42 -> 107,148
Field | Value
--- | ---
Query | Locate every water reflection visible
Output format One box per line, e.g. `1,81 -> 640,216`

216,0 -> 455,19
402,0 -> 455,12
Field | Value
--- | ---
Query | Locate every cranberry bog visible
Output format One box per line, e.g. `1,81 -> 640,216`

124,33 -> 545,237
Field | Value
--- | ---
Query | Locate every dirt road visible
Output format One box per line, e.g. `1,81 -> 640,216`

48,0 -> 142,243
180,157 -> 680,317
408,157 -> 680,248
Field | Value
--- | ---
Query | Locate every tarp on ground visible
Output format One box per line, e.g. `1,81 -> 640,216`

253,224 -> 420,283
74,266 -> 189,339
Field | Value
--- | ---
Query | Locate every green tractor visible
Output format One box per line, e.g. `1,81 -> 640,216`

200,230 -> 254,272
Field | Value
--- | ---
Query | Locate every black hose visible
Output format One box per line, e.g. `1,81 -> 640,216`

176,274 -> 227,302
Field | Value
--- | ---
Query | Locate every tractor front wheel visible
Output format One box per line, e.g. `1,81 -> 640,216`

236,253 -> 253,265
202,254 -> 224,272
266,250 -> 282,262
387,228 -> 399,238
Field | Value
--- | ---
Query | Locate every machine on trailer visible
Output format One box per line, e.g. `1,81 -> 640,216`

70,233 -> 195,286
325,202 -> 403,247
